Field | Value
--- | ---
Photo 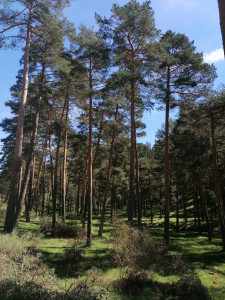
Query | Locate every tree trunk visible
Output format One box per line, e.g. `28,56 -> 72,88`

25,155 -> 35,222
41,153 -> 47,216
197,168 -> 212,241
98,105 -> 118,237
218,0 -> 225,55
87,58 -> 93,247
134,127 -> 141,226
62,88 -> 69,227
13,64 -> 46,231
26,132 -> 47,221
51,83 -> 70,236
48,110 -> 54,202
164,66 -> 170,247
192,176 -> 201,233
92,112 -> 104,172
111,174 -> 116,223
210,113 -> 225,250
176,181 -> 180,232
4,3 -> 33,232
128,79 -> 135,224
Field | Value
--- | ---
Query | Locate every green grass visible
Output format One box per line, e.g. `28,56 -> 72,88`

0,210 -> 225,299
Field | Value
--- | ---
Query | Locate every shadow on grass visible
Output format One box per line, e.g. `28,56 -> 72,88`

115,275 -> 212,300
40,238 -> 114,279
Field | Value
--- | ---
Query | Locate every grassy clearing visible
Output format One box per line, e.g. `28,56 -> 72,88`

0,212 -> 225,299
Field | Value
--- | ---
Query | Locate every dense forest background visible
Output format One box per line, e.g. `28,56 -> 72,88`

0,0 -> 225,299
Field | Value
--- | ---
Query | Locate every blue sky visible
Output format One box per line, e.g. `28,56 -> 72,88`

0,0 -> 224,146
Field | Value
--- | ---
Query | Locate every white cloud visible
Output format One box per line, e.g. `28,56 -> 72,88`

203,48 -> 224,63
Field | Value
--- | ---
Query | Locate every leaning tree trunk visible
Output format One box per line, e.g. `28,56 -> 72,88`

4,4 -> 33,233
98,104 -> 118,237
218,0 -> 225,55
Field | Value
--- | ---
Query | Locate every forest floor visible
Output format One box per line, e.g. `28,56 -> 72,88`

0,211 -> 225,300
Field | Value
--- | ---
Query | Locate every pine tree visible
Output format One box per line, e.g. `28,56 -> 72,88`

75,26 -> 110,246
97,0 -> 158,224
155,30 -> 216,247
1,0 -> 71,232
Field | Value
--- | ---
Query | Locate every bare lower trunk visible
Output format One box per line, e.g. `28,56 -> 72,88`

51,84 -> 70,236
62,92 -> 69,227
164,95 -> 170,247
41,153 -> 47,216
128,80 -> 135,224
134,128 -> 141,226
87,58 -> 93,247
198,168 -> 212,241
25,155 -> 35,222
98,105 -> 118,237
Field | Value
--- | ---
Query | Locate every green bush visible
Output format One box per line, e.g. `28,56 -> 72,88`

0,232 -> 58,298
0,233 -> 110,300
0,202 -> 6,222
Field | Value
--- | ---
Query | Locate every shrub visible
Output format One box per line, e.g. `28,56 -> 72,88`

0,233 -> 110,300
114,269 -> 149,294
0,202 -> 6,222
171,276 -> 212,300
0,232 -> 58,299
39,216 -> 85,238
0,232 -> 26,258
64,240 -> 83,263
0,280 -> 59,300
63,280 -> 109,300
112,222 -> 165,271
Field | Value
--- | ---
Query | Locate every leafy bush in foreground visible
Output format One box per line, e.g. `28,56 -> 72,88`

0,233 -> 110,300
